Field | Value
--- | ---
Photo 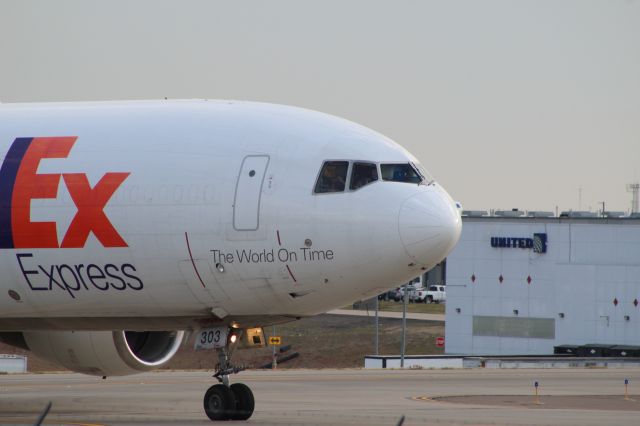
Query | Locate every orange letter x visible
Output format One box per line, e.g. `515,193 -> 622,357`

61,173 -> 130,248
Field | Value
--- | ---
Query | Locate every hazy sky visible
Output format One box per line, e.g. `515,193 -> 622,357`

1,1 -> 639,213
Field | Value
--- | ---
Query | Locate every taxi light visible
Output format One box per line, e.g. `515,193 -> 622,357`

238,327 -> 266,349
230,334 -> 238,343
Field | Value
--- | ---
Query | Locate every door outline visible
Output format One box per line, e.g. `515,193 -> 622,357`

233,155 -> 270,231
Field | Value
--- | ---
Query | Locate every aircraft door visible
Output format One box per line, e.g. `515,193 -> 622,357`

233,155 -> 270,231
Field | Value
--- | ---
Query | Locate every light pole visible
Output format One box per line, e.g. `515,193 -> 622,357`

374,296 -> 379,355
401,283 -> 407,368
272,325 -> 277,369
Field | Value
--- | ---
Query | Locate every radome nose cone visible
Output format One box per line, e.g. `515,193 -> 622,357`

398,189 -> 461,263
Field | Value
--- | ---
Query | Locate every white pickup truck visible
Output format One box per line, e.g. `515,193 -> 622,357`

413,285 -> 446,303
393,285 -> 416,302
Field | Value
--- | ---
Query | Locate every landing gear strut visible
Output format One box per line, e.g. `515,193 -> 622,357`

203,344 -> 255,421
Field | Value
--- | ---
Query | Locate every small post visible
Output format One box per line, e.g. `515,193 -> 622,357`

534,381 -> 541,405
625,379 -> 630,401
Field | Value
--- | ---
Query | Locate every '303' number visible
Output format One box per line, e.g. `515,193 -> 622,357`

194,327 -> 228,350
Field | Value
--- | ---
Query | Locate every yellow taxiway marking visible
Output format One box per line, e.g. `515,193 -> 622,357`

410,396 -> 435,402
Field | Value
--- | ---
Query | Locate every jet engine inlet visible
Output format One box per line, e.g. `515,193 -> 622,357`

20,329 -> 185,376
115,330 -> 184,369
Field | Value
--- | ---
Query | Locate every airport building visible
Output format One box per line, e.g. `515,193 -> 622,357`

444,210 -> 640,356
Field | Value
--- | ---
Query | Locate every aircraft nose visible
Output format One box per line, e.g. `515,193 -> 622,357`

398,187 -> 462,265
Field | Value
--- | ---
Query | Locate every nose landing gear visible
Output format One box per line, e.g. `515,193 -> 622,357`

228,383 -> 255,420
203,346 -> 255,421
203,384 -> 236,421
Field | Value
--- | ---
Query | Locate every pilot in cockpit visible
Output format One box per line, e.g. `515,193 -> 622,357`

316,162 -> 347,193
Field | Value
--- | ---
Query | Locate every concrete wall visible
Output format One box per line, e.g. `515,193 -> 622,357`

445,217 -> 640,355
364,356 -> 464,369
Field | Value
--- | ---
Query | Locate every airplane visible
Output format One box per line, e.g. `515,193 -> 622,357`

0,99 -> 461,421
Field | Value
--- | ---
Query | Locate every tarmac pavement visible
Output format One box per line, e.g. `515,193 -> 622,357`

1,368 -> 639,425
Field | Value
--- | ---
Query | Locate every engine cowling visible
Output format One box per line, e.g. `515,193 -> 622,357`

20,330 -> 185,376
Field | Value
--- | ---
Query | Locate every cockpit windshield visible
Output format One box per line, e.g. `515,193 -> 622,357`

314,160 -> 433,194
380,163 -> 423,184
413,162 -> 435,185
350,162 -> 378,190
314,161 -> 349,193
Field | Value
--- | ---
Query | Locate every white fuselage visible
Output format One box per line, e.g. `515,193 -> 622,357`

0,100 -> 461,331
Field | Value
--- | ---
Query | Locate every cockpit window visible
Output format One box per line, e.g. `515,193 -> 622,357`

314,161 -> 349,193
380,163 -> 423,184
412,162 -> 435,185
350,162 -> 378,190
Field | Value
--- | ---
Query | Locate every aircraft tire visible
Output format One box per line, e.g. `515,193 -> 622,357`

203,384 -> 235,421
230,383 -> 255,420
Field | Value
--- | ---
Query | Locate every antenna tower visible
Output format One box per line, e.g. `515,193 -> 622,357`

578,186 -> 582,210
627,183 -> 640,213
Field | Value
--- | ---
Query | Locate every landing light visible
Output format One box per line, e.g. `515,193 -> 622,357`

216,263 -> 225,273
230,334 -> 238,343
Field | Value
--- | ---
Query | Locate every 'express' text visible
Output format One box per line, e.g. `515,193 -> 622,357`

16,253 -> 143,298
